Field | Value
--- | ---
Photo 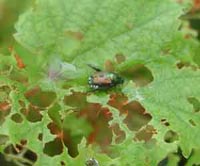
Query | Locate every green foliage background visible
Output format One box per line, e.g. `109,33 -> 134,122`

0,0 -> 200,166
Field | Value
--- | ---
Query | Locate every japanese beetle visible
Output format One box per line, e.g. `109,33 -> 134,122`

88,64 -> 124,90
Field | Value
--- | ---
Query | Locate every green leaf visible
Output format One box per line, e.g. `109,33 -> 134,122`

8,0 -> 200,165
111,137 -> 177,166
14,0 -> 183,80
0,112 -> 55,154
123,58 -> 200,157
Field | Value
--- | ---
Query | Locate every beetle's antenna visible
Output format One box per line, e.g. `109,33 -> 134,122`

87,64 -> 101,72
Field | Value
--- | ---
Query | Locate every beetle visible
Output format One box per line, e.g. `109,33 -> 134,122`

88,64 -> 124,90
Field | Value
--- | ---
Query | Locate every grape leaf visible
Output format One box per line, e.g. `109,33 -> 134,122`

123,57 -> 200,157
6,0 -> 200,165
0,112 -> 55,153
14,0 -> 183,80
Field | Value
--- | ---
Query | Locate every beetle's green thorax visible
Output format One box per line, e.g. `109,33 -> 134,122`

113,73 -> 124,84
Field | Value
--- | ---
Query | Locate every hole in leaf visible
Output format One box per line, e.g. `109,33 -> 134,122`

101,107 -> 113,120
134,125 -> 157,142
24,86 -> 40,98
110,123 -> 125,144
0,101 -> 11,112
165,122 -> 170,126
176,62 -> 187,69
38,133 -> 43,141
11,113 -> 23,123
21,105 -> 42,122
189,119 -> 196,126
0,109 -> 11,125
25,87 -> 56,108
176,61 -> 197,70
4,144 -> 37,164
123,101 -> 152,131
188,97 -> 200,112
0,85 -> 11,94
161,118 -> 165,122
0,134 -> 9,145
4,144 -> 15,154
24,149 -> 37,164
43,138 -> 63,156
164,130 -> 179,143
115,53 -> 126,64
79,104 -> 112,153
10,69 -> 28,84
109,93 -> 152,131
120,64 -> 153,87
19,100 -> 26,108
161,118 -> 170,126
47,121 -> 84,157
108,93 -> 128,112
63,113 -> 93,157
20,139 -> 27,146
47,122 -> 61,136
55,96 -> 114,157
60,161 -> 65,166
0,101 -> 11,125
4,144 -> 22,154
64,92 -> 87,110
15,144 -> 24,153
62,130 -> 79,157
